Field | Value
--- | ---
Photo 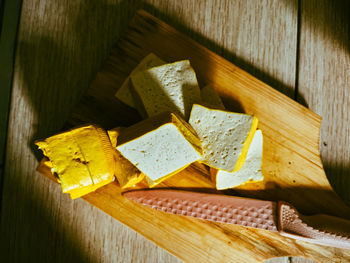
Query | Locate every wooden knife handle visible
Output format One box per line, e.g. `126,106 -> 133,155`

278,201 -> 350,249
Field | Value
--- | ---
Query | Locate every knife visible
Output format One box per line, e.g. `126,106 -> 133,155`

123,189 -> 350,250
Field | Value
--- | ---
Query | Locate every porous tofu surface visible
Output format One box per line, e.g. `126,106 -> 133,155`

131,60 -> 201,119
189,104 -> 257,172
117,123 -> 202,181
215,130 -> 263,189
115,53 -> 165,109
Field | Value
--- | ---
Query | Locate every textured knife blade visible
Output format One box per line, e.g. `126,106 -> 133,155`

124,189 -> 350,249
124,189 -> 278,231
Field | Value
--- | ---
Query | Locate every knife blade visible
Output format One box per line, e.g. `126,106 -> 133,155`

123,189 -> 350,250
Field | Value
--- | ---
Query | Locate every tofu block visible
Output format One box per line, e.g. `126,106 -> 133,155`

200,84 -> 225,110
107,127 -> 145,189
115,53 -> 165,109
189,104 -> 258,172
212,130 -> 264,189
35,125 -> 115,199
131,60 -> 201,120
116,112 -> 202,183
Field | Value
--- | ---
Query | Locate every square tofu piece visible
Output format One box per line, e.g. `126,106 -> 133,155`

35,125 -> 115,199
200,84 -> 225,110
213,130 -> 264,189
116,112 -> 202,182
131,60 -> 201,120
115,53 -> 165,109
189,104 -> 258,172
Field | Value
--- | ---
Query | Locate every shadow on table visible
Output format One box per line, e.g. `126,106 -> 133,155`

142,3 -> 308,106
285,0 -> 350,207
23,1 -> 144,162
322,162 -> 350,209
297,0 -> 350,55
5,0 -> 350,262
2,0 -> 142,262
1,166 -> 91,262
142,1 -> 350,208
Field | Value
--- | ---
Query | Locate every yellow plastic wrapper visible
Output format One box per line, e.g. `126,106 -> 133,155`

35,124 -> 115,199
107,128 -> 145,189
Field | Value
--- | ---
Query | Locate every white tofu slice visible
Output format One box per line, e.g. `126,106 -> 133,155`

131,60 -> 201,120
189,104 -> 258,172
116,112 -> 202,182
115,53 -> 165,108
213,130 -> 263,189
200,84 -> 225,110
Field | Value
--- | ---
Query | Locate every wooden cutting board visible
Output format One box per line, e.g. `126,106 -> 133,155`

37,10 -> 350,262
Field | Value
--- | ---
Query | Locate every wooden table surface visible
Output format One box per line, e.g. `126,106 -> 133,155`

1,0 -> 349,262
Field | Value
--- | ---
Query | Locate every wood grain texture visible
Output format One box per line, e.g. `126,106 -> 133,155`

0,1 -> 180,262
297,0 -> 350,207
0,0 -> 23,167
36,10 -> 350,262
2,0 -> 343,262
145,0 -> 298,98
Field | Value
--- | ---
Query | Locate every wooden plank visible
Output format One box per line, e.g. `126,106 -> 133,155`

297,0 -> 350,206
0,0 -> 3,28
0,0 -> 179,262
145,0 -> 298,98
1,0 -> 301,262
37,10 -> 350,262
293,2 -> 350,263
0,0 -> 22,167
